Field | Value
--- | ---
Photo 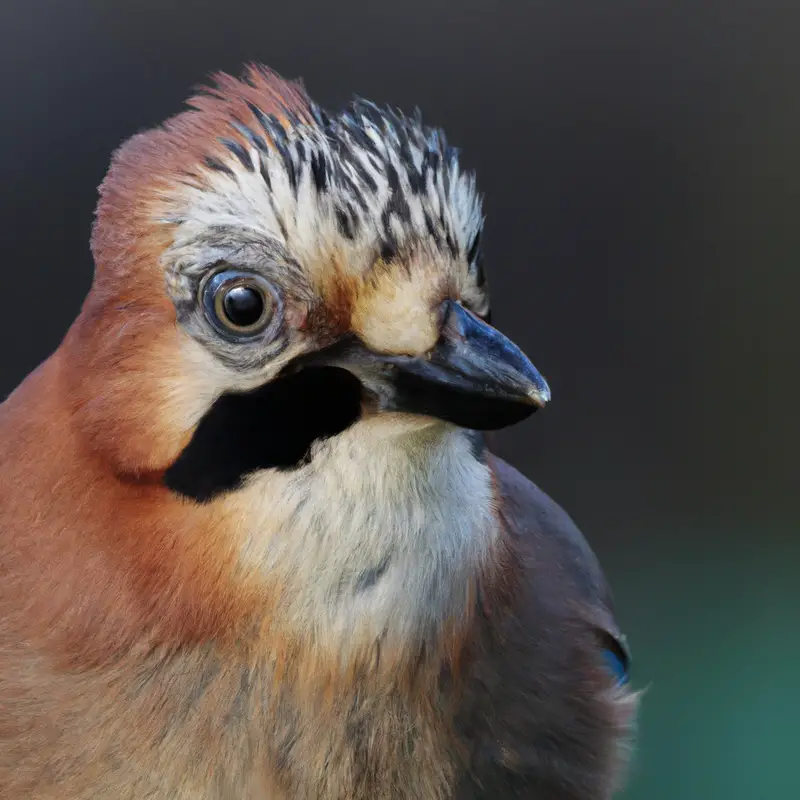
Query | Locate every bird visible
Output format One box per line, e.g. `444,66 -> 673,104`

0,64 -> 638,799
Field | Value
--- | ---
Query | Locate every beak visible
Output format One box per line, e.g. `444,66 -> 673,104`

291,300 -> 550,431
381,300 -> 550,430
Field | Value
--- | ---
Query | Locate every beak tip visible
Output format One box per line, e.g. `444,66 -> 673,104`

525,380 -> 551,409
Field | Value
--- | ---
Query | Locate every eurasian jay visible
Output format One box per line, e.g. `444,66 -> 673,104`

0,65 -> 638,799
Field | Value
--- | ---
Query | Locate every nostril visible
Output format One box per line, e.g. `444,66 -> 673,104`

438,299 -> 469,341
440,299 -> 485,343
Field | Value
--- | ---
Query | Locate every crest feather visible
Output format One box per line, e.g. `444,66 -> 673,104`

187,64 -> 313,130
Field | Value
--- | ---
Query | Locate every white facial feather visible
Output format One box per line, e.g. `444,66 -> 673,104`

169,102 -> 486,291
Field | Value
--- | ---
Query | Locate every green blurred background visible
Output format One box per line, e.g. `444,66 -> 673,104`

1,1 -> 797,797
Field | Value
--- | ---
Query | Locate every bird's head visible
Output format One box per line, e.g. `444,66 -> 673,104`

69,65 -> 549,497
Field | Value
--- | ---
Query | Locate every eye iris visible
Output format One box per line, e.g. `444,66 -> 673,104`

201,268 -> 280,339
222,285 -> 265,328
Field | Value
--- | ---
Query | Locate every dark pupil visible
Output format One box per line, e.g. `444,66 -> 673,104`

222,285 -> 265,328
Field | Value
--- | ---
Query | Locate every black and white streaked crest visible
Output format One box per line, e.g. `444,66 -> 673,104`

170,94 -> 489,312
225,98 -> 480,262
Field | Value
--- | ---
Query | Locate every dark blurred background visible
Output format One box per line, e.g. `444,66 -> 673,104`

1,1 -> 797,796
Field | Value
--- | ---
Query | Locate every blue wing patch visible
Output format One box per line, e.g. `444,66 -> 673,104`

602,646 -> 630,686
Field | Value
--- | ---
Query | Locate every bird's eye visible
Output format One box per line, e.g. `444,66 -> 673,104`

201,269 -> 281,339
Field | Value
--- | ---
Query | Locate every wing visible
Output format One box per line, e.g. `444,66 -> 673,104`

453,457 -> 637,799
494,457 -> 631,672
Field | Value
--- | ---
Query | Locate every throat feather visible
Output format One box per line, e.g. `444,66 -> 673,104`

225,418 -> 498,656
